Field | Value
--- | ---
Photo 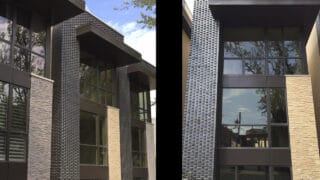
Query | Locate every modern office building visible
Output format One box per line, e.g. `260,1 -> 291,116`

0,1 -> 156,180
183,0 -> 320,179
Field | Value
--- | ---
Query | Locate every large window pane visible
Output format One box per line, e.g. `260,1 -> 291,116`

220,166 -> 235,180
0,133 -> 5,160
286,58 -> 304,74
31,53 -> 45,76
268,59 -> 285,75
244,59 -> 265,75
221,125 -> 268,147
0,41 -> 10,64
224,41 -> 264,58
0,14 -> 12,41
99,116 -> 107,146
11,86 -> 27,132
31,31 -> 46,56
0,82 -> 8,129
238,166 -> 268,180
273,167 -> 291,180
271,126 -> 289,147
269,88 -> 287,123
224,60 -> 242,75
9,134 -> 25,162
80,111 -> 96,145
222,89 -> 267,125
98,147 -> 107,165
80,145 -> 96,164
14,46 -> 29,72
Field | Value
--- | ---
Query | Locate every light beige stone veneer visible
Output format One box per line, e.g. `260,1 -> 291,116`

286,75 -> 320,180
107,106 -> 122,180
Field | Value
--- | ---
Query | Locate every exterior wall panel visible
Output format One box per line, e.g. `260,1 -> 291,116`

182,0 -> 220,179
286,75 -> 320,180
107,106 -> 122,180
146,123 -> 156,180
28,74 -> 54,180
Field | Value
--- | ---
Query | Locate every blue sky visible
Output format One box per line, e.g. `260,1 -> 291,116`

86,1 -> 156,119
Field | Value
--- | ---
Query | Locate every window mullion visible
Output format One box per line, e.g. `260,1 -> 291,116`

266,88 -> 271,148
6,83 -> 13,161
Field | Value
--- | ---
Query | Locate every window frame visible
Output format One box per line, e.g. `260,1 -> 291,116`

132,127 -> 147,168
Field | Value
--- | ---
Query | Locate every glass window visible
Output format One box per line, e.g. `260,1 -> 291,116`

31,53 -> 45,76
224,41 -> 265,58
269,88 -> 287,123
244,59 -> 265,75
13,46 -> 29,72
0,41 -> 10,64
31,31 -> 46,56
0,82 -> 9,129
273,167 -> 291,180
80,111 -> 96,145
220,166 -> 235,180
286,58 -> 304,74
268,59 -> 285,75
224,60 -> 242,75
80,111 -> 108,165
221,125 -> 268,148
222,89 -> 267,125
9,134 -> 25,162
0,133 -> 5,160
132,127 -> 146,167
271,126 -> 289,147
238,166 -> 268,180
11,86 -> 27,132
0,5 -> 12,42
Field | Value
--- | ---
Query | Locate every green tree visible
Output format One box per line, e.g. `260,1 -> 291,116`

114,0 -> 156,28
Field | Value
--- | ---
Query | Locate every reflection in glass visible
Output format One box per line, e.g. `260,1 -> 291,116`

222,89 -> 267,125
80,111 -> 96,145
14,46 -> 29,72
0,16 -> 12,41
132,127 -> 146,167
0,41 -> 10,64
271,126 -> 289,147
220,166 -> 235,180
15,25 -> 30,48
270,88 -> 287,123
224,60 -> 242,75
0,81 -> 8,129
98,147 -> 107,165
9,134 -> 25,162
99,116 -> 107,146
11,86 -> 27,132
238,166 -> 268,180
244,59 -> 265,75
268,59 -> 285,75
80,145 -> 96,164
224,41 -> 265,58
286,59 -> 304,74
31,31 -> 46,56
31,53 -> 45,76
273,167 -> 291,180
284,41 -> 302,58
221,125 -> 268,147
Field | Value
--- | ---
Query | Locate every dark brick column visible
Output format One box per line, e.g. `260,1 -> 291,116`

182,0 -> 221,179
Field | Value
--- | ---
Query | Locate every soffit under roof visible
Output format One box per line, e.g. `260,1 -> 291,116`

6,0 -> 85,25
209,0 -> 320,34
77,23 -> 142,68
127,61 -> 156,90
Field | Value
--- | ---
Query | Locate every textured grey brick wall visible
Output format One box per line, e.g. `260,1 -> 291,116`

51,12 -> 131,179
182,0 -> 221,179
28,74 -> 54,180
117,66 -> 133,180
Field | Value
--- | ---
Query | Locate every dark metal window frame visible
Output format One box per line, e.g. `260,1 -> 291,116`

0,80 -> 29,163
131,126 -> 147,168
223,26 -> 308,76
80,110 -> 108,166
220,87 -> 289,148
219,165 -> 292,180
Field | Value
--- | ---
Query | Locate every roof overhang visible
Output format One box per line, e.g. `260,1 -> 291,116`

6,0 -> 85,25
77,24 -> 142,68
209,0 -> 320,34
183,2 -> 192,37
127,61 -> 156,90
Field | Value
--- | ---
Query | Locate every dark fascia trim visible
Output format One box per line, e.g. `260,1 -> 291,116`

76,23 -> 142,62
127,61 -> 156,90
182,7 -> 192,38
210,0 -> 320,6
5,0 -> 85,25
